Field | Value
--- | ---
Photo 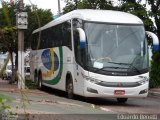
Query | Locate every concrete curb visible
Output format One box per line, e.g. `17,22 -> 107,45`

148,91 -> 160,97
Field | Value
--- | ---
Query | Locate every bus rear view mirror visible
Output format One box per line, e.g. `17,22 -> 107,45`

76,28 -> 86,49
146,31 -> 159,51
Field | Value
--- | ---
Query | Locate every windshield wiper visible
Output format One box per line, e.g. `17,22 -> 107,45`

108,62 -> 130,65
108,62 -> 141,74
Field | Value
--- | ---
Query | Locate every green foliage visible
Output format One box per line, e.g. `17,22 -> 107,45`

0,1 -> 17,53
147,0 -> 160,88
25,80 -> 37,89
118,0 -> 155,33
0,27 -> 17,53
78,0 -> 115,9
24,5 -> 53,49
0,1 -> 15,28
0,2 -> 18,82
63,0 -> 78,13
0,93 -> 12,111
147,0 -> 160,38
63,0 -> 117,14
150,52 -> 160,88
0,1 -> 53,51
0,27 -> 17,81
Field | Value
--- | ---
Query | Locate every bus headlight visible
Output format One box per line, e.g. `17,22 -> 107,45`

89,78 -> 102,84
81,72 -> 103,84
85,76 -> 102,84
137,77 -> 149,85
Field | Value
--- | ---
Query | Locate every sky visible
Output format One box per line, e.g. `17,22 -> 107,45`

23,0 -> 66,15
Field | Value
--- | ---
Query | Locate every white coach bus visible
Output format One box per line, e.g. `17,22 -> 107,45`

30,9 -> 159,103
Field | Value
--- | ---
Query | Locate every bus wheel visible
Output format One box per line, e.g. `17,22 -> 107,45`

38,73 -> 43,90
117,98 -> 128,103
67,79 -> 74,99
34,71 -> 38,85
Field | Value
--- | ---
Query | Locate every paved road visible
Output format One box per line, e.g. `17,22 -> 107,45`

87,96 -> 160,114
35,87 -> 160,115
43,89 -> 160,120
41,87 -> 160,120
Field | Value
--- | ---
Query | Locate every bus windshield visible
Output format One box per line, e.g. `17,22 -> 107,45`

84,22 -> 148,75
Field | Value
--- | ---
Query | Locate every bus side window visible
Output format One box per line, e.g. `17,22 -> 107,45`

45,29 -> 51,48
62,21 -> 72,50
74,31 -> 82,65
31,34 -> 35,50
50,27 -> 56,47
31,33 -> 39,50
41,30 -> 47,49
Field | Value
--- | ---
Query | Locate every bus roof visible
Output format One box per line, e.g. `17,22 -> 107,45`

33,9 -> 143,33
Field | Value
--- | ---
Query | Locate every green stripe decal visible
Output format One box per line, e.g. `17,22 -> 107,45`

43,47 -> 63,85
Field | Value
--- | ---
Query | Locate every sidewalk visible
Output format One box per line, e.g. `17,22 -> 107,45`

0,79 -> 50,95
149,87 -> 160,97
0,79 -> 18,92
0,79 -> 113,120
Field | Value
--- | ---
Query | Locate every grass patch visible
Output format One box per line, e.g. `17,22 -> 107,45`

25,80 -> 37,89
0,93 -> 12,102
0,93 -> 12,111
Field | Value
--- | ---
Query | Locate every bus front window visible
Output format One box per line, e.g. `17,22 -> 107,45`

84,22 -> 148,76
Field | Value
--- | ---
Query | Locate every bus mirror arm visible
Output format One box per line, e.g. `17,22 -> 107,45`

76,28 -> 86,49
146,31 -> 159,51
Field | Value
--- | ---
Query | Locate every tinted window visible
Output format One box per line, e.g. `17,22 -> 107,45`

32,21 -> 72,50
62,21 -> 72,49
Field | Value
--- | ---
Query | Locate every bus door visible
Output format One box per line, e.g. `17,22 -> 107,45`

73,29 -> 85,95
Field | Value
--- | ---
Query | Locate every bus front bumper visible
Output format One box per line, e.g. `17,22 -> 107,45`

84,81 -> 148,98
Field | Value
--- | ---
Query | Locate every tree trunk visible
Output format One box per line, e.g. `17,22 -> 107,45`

9,51 -> 15,84
15,51 -> 18,81
0,53 -> 10,77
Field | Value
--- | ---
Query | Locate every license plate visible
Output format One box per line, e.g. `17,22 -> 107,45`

114,90 -> 125,95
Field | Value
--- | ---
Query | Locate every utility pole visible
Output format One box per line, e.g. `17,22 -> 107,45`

58,0 -> 61,16
18,29 -> 24,89
16,0 -> 28,89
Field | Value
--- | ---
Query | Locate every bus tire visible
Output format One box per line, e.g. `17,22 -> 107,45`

38,73 -> 43,90
117,98 -> 128,103
67,77 -> 74,99
34,70 -> 38,85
